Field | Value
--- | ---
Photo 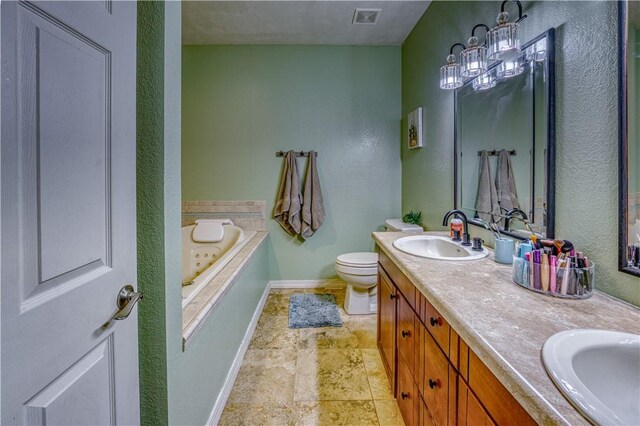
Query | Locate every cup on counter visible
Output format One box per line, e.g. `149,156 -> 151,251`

494,238 -> 515,264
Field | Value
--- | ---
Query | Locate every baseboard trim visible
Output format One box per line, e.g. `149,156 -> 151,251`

206,282 -> 271,425
268,279 -> 346,289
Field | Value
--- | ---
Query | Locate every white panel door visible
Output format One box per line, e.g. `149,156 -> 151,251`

1,1 -> 139,424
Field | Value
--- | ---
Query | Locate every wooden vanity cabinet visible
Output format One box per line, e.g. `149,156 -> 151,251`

377,249 -> 536,426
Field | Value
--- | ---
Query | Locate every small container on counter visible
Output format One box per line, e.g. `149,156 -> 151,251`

512,254 -> 594,299
494,238 -> 515,264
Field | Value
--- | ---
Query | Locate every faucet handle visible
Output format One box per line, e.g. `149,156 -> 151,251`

472,237 -> 484,251
452,229 -> 462,241
461,232 -> 472,246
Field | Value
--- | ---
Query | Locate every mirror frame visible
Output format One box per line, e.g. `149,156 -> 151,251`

618,0 -> 640,277
454,29 -> 556,240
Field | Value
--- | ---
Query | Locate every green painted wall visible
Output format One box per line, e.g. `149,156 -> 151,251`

182,46 -> 402,280
402,1 -> 640,305
136,2 -> 170,423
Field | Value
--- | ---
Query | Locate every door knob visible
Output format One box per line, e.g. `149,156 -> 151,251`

401,330 -> 410,338
102,285 -> 143,328
401,392 -> 409,400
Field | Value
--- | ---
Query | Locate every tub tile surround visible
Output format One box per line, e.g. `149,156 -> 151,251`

220,288 -> 404,426
373,231 -> 640,425
182,231 -> 268,348
182,200 -> 266,231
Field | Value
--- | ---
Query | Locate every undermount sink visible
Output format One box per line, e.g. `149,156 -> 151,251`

542,329 -> 640,426
392,235 -> 489,261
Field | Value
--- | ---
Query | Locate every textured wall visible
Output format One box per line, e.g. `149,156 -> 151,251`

182,46 -> 402,280
136,3 -> 170,424
402,1 -> 640,305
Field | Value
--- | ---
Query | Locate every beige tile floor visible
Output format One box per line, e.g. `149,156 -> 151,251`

219,287 -> 405,426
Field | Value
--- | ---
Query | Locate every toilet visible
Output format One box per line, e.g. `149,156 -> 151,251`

336,219 -> 423,315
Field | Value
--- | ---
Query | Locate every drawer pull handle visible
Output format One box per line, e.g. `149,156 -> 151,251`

390,294 -> 397,300
401,392 -> 409,400
428,379 -> 440,389
401,330 -> 410,338
429,316 -> 443,327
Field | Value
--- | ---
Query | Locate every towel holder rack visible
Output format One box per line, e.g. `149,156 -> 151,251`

477,149 -> 517,156
275,151 -> 317,158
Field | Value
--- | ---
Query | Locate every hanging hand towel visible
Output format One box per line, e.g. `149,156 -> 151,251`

496,149 -> 520,215
475,150 -> 501,223
301,151 -> 325,239
273,150 -> 302,236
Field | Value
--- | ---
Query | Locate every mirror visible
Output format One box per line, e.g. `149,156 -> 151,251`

454,29 -> 555,239
619,1 -> 640,276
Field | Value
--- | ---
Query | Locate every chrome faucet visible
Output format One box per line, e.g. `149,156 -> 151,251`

442,209 -> 472,246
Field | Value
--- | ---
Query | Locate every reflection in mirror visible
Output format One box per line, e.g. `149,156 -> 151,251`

620,0 -> 640,276
455,30 -> 555,239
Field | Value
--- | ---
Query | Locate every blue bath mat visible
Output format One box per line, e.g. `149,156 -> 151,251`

288,294 -> 343,329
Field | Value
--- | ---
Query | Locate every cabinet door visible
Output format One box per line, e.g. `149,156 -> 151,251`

397,294 -> 416,374
420,395 -> 434,426
458,379 -> 495,426
378,267 -> 396,389
397,356 -> 418,426
422,329 -> 453,426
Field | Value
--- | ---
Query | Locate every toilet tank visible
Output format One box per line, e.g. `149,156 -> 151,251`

385,218 -> 423,233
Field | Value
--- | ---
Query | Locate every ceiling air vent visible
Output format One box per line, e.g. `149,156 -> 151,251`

352,9 -> 381,25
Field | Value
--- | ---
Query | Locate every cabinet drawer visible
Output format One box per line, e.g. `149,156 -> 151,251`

379,250 -> 416,309
424,298 -> 451,357
467,350 -> 536,426
397,294 -> 415,374
422,329 -> 454,426
397,356 -> 418,426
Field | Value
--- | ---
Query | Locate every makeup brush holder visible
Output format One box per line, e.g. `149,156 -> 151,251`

512,256 -> 594,299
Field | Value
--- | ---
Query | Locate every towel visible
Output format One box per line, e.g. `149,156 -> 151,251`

496,149 -> 520,216
475,150 -> 500,223
192,219 -> 233,243
301,151 -> 325,239
273,150 -> 302,236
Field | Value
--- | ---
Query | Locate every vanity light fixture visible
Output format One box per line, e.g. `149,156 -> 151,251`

461,24 -> 491,78
440,43 -> 466,90
496,55 -> 524,78
487,0 -> 528,61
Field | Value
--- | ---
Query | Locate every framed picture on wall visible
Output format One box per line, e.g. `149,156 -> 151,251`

408,107 -> 423,149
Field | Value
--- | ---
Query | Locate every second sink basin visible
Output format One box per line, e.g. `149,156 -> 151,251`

542,329 -> 640,426
393,235 -> 489,261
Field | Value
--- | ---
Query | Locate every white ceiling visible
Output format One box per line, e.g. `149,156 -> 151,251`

182,1 -> 432,46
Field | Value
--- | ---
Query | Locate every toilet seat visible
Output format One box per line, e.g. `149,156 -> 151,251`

335,264 -> 377,276
336,252 -> 377,268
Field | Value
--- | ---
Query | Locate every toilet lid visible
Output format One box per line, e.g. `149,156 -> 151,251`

336,252 -> 378,267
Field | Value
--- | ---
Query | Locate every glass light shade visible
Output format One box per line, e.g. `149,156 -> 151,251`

472,72 -> 497,91
461,46 -> 488,78
488,22 -> 520,60
440,63 -> 462,90
496,58 -> 524,79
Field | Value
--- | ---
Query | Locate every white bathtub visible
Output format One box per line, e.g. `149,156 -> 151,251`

181,224 -> 256,308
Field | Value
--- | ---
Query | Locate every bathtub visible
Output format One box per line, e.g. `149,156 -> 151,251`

182,224 -> 256,307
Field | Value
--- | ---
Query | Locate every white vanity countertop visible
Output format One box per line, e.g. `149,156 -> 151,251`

373,231 -> 640,426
